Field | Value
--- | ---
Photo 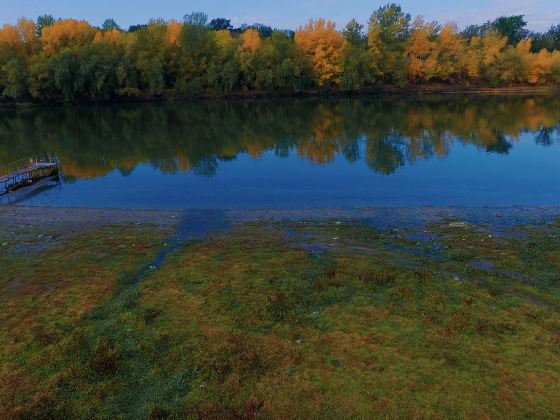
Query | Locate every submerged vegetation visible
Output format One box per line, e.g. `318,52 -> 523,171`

1,4 -> 560,102
1,216 -> 560,417
0,95 -> 559,179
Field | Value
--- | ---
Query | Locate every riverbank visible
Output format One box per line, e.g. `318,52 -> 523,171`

2,205 -> 560,244
1,84 -> 559,108
1,204 -> 560,417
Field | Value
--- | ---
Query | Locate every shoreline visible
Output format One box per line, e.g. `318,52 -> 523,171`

1,85 -> 559,108
2,205 -> 559,234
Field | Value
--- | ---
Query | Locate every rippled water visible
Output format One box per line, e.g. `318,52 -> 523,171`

1,95 -> 559,208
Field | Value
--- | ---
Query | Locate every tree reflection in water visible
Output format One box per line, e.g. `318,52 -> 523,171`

0,95 -> 559,180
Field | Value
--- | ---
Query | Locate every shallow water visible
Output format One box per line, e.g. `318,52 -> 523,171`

1,95 -> 559,208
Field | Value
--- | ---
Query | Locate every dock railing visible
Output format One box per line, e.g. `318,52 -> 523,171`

0,154 -> 57,178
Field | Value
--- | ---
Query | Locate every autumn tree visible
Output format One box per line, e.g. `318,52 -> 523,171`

500,39 -> 533,84
41,19 -> 96,56
93,29 -> 123,46
240,28 -> 262,52
214,30 -> 234,50
406,17 -> 438,81
528,47 -> 552,84
1,6 -> 560,103
0,18 -> 40,58
295,19 -> 345,86
461,31 -> 508,84
166,20 -> 183,47
432,23 -> 464,81
480,32 -> 508,83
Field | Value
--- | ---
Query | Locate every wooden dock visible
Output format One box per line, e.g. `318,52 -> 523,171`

0,156 -> 60,196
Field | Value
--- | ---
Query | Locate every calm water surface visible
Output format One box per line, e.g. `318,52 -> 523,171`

1,95 -> 559,208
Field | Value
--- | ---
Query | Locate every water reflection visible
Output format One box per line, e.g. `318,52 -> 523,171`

0,96 -> 559,180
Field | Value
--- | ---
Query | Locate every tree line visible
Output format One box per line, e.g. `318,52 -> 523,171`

1,4 -> 560,102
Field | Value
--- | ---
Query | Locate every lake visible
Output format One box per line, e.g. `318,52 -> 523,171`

1,95 -> 559,209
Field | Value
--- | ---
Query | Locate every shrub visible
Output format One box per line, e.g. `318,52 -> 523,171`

88,337 -> 122,376
360,270 -> 396,285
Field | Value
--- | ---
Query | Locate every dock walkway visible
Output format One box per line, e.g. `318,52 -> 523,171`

0,157 -> 59,196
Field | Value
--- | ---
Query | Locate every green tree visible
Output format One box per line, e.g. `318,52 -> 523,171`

250,23 -> 274,39
36,14 -> 55,35
80,43 -> 120,99
492,15 -> 528,45
28,54 -> 55,100
128,21 -> 170,95
49,50 -> 83,100
101,18 -> 121,32
1,57 -> 28,100
532,25 -> 560,52
344,19 -> 366,47
176,12 -> 216,94
368,3 -> 411,83
128,24 -> 147,33
461,22 -> 492,40
209,18 -> 232,31
342,45 -> 375,90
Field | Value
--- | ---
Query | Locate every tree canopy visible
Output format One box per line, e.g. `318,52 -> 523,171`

0,5 -> 559,102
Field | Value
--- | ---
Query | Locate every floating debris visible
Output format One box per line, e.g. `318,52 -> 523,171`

449,221 -> 469,228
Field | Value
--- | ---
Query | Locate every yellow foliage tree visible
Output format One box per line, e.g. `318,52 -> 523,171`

215,30 -> 234,50
41,19 -> 96,56
432,23 -> 464,81
528,48 -> 552,84
93,29 -> 123,47
295,19 -> 345,86
241,29 -> 262,52
0,18 -> 39,57
500,39 -> 532,84
406,17 -> 438,81
460,33 -> 507,82
0,24 -> 19,46
461,39 -> 483,80
482,32 -> 507,68
166,20 -> 182,47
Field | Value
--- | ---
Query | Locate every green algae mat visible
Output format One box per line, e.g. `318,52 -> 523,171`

1,217 -> 560,418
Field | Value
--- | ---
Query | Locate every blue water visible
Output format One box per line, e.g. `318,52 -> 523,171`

1,96 -> 559,208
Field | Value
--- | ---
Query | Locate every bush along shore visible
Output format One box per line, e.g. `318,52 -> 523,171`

1,4 -> 560,104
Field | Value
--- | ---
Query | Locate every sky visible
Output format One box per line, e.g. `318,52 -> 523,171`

2,0 -> 559,32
